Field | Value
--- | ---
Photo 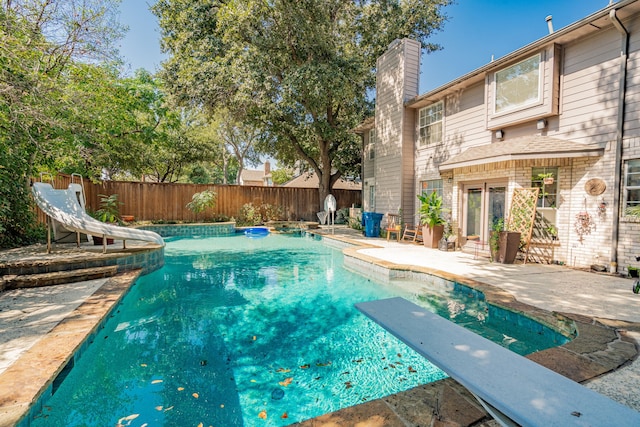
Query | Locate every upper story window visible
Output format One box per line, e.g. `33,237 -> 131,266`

368,129 -> 376,160
487,46 -> 558,129
624,159 -> 640,214
494,53 -> 541,114
418,101 -> 443,147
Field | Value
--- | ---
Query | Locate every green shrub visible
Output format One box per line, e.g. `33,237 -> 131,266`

236,203 -> 283,226
186,190 -> 217,221
237,203 -> 262,226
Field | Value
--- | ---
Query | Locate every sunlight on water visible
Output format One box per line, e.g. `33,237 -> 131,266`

30,234 -> 565,426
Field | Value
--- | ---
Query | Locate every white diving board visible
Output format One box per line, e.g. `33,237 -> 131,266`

355,297 -> 640,427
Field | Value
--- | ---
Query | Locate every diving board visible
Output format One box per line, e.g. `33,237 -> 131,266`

32,182 -> 164,252
355,297 -> 640,427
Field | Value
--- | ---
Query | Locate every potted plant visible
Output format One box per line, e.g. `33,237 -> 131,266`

628,266 -> 640,278
488,217 -> 520,263
489,218 -> 504,261
418,191 -> 446,248
92,194 -> 122,245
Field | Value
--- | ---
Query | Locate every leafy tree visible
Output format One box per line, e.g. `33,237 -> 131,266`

186,190 -> 217,221
153,0 -> 450,208
0,0 -> 125,248
188,165 -> 211,184
188,110 -> 266,184
212,111 -> 266,184
59,65 -> 208,183
271,168 -> 294,185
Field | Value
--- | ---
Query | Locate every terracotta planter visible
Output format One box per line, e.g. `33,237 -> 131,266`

93,236 -> 114,245
422,224 -> 444,248
121,215 -> 135,222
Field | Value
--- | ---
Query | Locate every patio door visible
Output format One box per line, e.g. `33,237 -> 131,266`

462,181 -> 507,242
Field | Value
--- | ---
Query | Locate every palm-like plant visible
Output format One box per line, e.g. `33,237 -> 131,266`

418,192 -> 445,228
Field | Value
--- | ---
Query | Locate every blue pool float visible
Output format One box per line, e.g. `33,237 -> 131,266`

244,227 -> 270,238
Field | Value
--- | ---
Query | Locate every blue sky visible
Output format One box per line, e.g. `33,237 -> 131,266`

118,0 -> 611,92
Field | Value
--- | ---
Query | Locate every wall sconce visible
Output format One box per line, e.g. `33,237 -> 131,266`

447,177 -> 453,183
537,119 -> 547,130
495,129 -> 504,140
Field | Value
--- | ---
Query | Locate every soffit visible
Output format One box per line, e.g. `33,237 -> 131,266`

438,136 -> 605,171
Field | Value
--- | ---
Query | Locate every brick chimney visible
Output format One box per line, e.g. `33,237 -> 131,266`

264,161 -> 271,175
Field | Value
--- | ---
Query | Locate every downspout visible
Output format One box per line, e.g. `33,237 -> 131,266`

609,8 -> 629,273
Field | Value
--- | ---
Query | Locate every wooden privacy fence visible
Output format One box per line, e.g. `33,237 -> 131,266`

34,175 -> 361,224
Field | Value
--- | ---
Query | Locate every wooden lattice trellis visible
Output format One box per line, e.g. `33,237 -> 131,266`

506,188 -> 539,264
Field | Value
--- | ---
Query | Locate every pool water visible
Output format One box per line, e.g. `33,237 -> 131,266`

31,234 -> 567,426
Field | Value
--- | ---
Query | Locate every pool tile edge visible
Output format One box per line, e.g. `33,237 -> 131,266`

0,270 -> 140,427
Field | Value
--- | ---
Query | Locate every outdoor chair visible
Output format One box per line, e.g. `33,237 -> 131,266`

385,213 -> 401,242
402,223 -> 423,243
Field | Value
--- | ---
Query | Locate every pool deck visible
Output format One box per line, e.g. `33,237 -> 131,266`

1,228 -> 640,426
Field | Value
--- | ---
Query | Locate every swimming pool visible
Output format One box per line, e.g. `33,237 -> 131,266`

30,233 -> 567,426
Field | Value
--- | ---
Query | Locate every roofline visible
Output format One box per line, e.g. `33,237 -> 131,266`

407,0 -> 637,108
439,147 -> 605,172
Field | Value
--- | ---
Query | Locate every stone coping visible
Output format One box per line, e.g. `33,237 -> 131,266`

0,243 -> 164,278
1,233 -> 638,427
0,271 -> 140,427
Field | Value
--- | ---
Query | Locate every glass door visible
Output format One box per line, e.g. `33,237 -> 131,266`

463,182 -> 507,243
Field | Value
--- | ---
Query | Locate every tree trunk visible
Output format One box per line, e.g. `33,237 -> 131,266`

236,162 -> 244,185
316,145 -> 336,212
222,152 -> 228,185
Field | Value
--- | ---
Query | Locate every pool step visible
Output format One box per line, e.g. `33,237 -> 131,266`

1,265 -> 119,291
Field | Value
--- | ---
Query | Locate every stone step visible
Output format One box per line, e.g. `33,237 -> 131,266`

1,265 -> 119,291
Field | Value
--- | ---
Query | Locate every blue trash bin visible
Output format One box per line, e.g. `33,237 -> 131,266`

363,212 -> 383,237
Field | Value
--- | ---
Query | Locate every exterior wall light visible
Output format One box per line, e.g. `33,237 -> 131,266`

495,129 -> 504,140
537,119 -> 547,130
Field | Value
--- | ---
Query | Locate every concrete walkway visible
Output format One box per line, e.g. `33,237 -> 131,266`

350,237 -> 640,323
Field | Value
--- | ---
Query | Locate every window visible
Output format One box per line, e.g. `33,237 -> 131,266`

532,167 -> 558,208
532,167 -> 558,233
418,102 -> 443,146
494,54 -> 541,114
368,185 -> 376,210
368,129 -> 376,160
624,159 -> 640,211
420,179 -> 443,199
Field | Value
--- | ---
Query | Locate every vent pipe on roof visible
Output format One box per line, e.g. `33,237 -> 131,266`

545,15 -> 554,34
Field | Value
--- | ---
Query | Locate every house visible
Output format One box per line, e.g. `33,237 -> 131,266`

239,161 -> 273,186
358,0 -> 640,273
282,172 -> 362,190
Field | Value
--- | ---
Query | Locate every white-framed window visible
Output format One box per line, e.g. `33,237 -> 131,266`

368,129 -> 376,160
368,185 -> 376,210
419,179 -> 443,199
532,167 -> 558,209
532,167 -> 558,234
624,159 -> 640,211
494,53 -> 542,114
418,102 -> 443,147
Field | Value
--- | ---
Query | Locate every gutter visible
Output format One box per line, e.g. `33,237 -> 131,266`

609,7 -> 629,274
